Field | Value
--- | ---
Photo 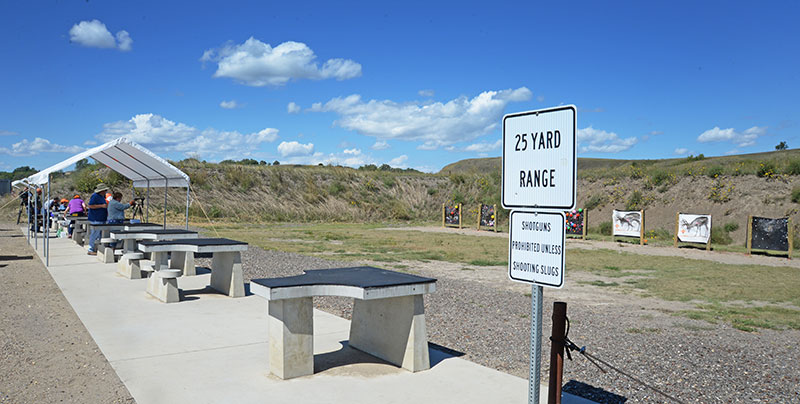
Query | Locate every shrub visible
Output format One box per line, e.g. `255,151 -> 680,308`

328,181 -> 346,196
710,227 -> 732,245
625,191 -> 644,210
650,170 -> 671,186
598,221 -> 612,235
757,162 -> 776,178
724,222 -> 740,233
427,187 -> 438,196
381,175 -> 396,188
786,160 -> 800,175
792,187 -> 800,203
585,194 -> 605,211
707,165 -> 724,178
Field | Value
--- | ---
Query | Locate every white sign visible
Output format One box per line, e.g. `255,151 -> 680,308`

502,106 -> 577,210
612,210 -> 642,237
508,211 -> 565,288
678,213 -> 711,243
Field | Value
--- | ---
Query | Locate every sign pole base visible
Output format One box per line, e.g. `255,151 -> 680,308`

529,284 -> 543,404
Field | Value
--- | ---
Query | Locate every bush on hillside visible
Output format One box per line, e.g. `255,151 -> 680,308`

625,191 -> 644,210
786,159 -> 800,175
724,222 -> 740,233
792,187 -> 800,203
707,165 -> 724,178
598,221 -> 612,235
757,162 -> 776,178
710,226 -> 733,245
585,194 -> 605,211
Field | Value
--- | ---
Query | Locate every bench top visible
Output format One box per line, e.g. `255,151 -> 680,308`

138,238 -> 248,253
110,229 -> 199,240
251,266 -> 436,301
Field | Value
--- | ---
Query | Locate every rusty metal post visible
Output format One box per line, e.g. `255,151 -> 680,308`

548,302 -> 568,404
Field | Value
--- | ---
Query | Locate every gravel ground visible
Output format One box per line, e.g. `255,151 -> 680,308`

0,226 -> 135,404
198,245 -> 800,403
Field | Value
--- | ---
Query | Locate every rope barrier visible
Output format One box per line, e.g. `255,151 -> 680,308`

189,188 -> 220,238
554,316 -> 688,404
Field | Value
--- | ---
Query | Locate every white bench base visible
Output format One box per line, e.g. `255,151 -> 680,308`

147,272 -> 181,303
266,293 -> 430,379
170,251 -> 196,276
210,252 -> 244,297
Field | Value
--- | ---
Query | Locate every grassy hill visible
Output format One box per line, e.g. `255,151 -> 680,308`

4,149 -> 800,247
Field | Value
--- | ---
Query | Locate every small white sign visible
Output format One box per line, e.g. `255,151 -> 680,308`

502,106 -> 576,210
508,210 -> 565,288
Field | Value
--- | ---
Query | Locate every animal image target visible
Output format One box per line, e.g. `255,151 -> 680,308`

565,208 -> 586,239
747,216 -> 792,258
477,204 -> 497,232
442,203 -> 462,228
613,209 -> 644,244
675,213 -> 711,249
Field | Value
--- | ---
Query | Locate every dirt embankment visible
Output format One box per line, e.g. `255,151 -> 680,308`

577,174 -> 800,243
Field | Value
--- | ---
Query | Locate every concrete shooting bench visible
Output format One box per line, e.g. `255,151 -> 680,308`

68,217 -> 89,246
89,222 -> 163,263
250,266 -> 436,380
109,229 -> 198,279
137,238 -> 248,303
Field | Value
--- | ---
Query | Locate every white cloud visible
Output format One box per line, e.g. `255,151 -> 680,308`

201,38 -> 361,86
389,155 -> 408,167
309,87 -> 532,149
577,126 -> 637,153
277,141 -> 314,157
674,148 -> 689,155
287,102 -> 301,114
537,95 -> 545,102
697,126 -> 766,147
371,141 -> 389,150
464,139 -> 502,152
95,113 -> 278,159
0,130 -> 17,136
343,148 -> 361,155
83,140 -> 98,146
69,20 -> 132,51
219,100 -> 241,109
418,89 -> 434,97
0,137 -> 83,156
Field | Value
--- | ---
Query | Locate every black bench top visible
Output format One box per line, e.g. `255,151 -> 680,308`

139,238 -> 247,247
251,266 -> 436,290
113,229 -> 197,235
90,222 -> 162,227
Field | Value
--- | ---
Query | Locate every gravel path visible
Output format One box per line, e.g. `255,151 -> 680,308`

202,244 -> 800,403
0,226 -> 134,404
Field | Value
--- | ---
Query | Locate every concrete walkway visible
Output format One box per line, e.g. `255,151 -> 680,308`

27,231 -> 595,404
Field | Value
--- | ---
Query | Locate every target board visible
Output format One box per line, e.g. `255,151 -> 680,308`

677,213 -> 711,244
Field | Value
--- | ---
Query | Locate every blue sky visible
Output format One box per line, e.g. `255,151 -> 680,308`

1,1 -> 798,173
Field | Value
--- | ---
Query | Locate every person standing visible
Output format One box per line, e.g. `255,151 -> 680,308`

87,183 -> 109,256
107,192 -> 133,224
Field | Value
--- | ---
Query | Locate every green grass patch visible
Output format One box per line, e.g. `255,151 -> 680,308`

678,304 -> 800,332
468,259 -> 507,266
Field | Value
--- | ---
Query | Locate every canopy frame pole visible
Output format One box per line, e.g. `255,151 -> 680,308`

46,175 -> 50,266
163,178 -> 168,228
185,186 -> 190,230
146,180 -> 150,222
34,185 -> 38,250
26,184 -> 31,242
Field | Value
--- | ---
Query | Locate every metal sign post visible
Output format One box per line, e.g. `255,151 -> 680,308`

502,106 -> 576,404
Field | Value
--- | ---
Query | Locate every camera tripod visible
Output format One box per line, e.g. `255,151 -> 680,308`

130,199 -> 145,222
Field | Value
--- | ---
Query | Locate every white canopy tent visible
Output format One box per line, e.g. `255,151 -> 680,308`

19,137 -> 192,266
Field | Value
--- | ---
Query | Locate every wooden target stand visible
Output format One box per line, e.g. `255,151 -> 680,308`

673,212 -> 711,251
746,215 -> 793,259
565,209 -> 587,240
476,203 -> 497,232
442,203 -> 462,229
612,209 -> 645,245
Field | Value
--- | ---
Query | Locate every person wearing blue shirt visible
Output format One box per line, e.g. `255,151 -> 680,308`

86,183 -> 109,255
107,192 -> 133,224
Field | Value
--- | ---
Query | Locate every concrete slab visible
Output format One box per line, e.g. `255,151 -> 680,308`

28,232 -> 595,404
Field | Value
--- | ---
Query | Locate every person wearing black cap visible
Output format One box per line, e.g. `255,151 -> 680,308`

86,183 -> 109,255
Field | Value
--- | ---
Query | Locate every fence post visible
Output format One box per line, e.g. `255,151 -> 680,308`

548,302 -> 568,404
640,210 -> 645,245
746,216 -> 753,255
458,204 -> 462,229
674,212 -> 679,248
582,209 -> 587,240
441,203 -> 445,228
788,217 -> 793,259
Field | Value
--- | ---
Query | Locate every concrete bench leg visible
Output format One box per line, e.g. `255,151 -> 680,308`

268,297 -> 313,379
349,295 -> 430,372
152,251 -> 168,271
118,258 -> 143,279
147,273 -> 180,303
74,228 -> 85,246
170,251 -> 196,276
98,245 -> 115,264
210,251 -> 244,297
117,240 -> 136,272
